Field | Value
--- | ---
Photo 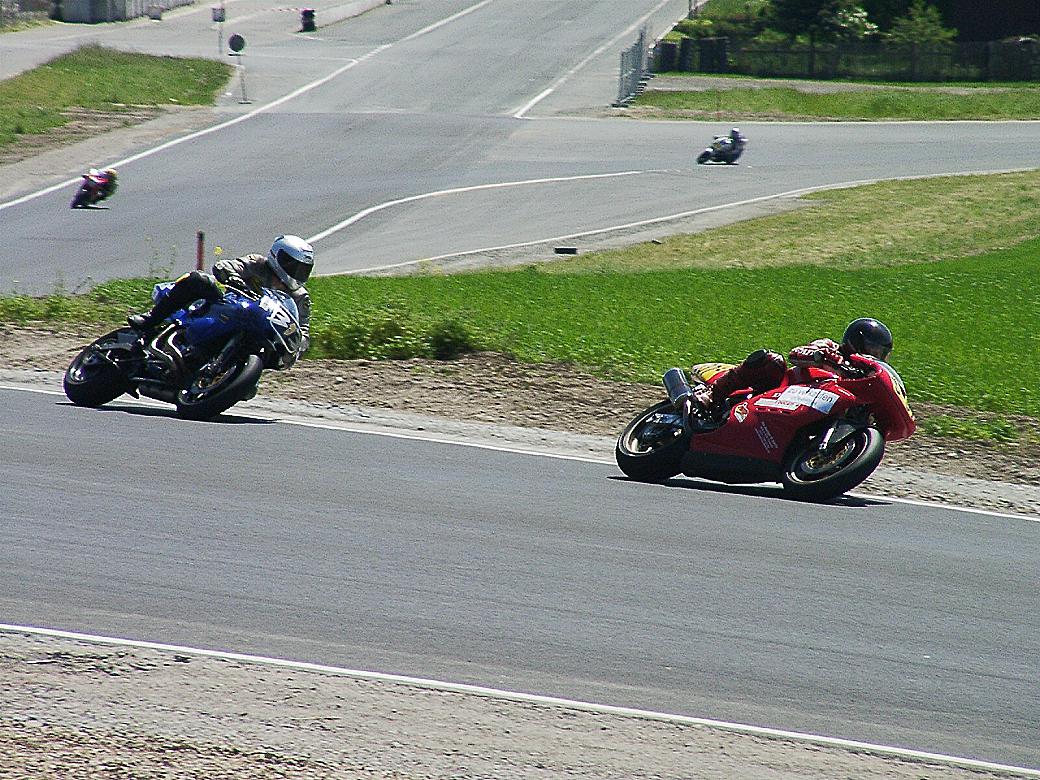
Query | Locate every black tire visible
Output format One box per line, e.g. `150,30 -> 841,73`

70,185 -> 91,209
176,354 -> 262,420
63,334 -> 130,407
615,400 -> 690,482
696,150 -> 712,164
781,427 -> 884,502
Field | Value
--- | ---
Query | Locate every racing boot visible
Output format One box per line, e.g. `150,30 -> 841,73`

694,349 -> 785,421
127,296 -> 179,334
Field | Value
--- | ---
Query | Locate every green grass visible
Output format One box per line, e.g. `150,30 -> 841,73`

633,85 -> 1040,121
0,44 -> 231,148
918,415 -> 1022,444
697,0 -> 768,16
4,172 -> 1039,422
293,249 -> 1040,419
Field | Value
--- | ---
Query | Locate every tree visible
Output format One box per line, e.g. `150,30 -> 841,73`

769,0 -> 878,42
884,0 -> 957,44
859,0 -> 912,31
820,2 -> 880,41
769,0 -> 832,39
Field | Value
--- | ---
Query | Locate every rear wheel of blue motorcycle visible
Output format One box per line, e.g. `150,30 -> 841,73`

781,427 -> 884,502
63,337 -> 129,407
615,400 -> 690,482
176,354 -> 262,421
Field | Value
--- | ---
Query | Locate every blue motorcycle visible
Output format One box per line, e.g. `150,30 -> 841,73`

64,284 -> 303,420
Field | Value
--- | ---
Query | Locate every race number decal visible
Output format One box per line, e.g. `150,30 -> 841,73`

775,386 -> 840,414
260,297 -> 293,329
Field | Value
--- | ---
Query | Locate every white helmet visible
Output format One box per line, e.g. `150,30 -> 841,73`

267,235 -> 314,291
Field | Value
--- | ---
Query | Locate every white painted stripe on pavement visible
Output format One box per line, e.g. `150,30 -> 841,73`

305,170 -> 647,243
1,623 -> 1038,777
6,380 -> 1036,523
342,166 -> 1040,274
511,0 -> 676,119
0,0 -> 494,213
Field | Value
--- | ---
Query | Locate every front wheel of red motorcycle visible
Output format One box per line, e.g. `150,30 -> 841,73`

615,400 -> 690,483
781,427 -> 885,502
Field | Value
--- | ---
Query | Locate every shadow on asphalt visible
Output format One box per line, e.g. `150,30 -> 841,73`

58,400 -> 275,425
608,474 -> 887,508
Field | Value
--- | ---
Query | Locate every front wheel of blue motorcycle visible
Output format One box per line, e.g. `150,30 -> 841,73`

176,354 -> 262,421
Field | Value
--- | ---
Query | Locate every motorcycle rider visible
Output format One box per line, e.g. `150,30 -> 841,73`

73,167 -> 118,207
693,318 -> 893,420
128,234 -> 314,350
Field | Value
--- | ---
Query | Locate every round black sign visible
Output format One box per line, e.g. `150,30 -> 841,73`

228,33 -> 246,52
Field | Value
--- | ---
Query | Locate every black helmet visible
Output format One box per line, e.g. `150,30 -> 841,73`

841,318 -> 893,360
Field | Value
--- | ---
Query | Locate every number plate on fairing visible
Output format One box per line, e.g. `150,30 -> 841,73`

757,386 -> 841,414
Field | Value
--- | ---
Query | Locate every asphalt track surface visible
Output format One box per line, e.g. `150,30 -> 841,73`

2,0 -> 1040,770
3,0 -> 1040,293
2,387 -> 1039,768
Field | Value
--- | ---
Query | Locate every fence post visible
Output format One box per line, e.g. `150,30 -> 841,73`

196,231 -> 205,271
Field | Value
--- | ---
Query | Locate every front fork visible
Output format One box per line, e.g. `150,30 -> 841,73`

195,333 -> 243,386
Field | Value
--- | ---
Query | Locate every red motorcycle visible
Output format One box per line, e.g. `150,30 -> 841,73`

616,356 -> 916,502
70,168 -> 118,209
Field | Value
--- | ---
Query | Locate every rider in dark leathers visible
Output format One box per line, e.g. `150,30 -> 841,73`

128,235 -> 314,351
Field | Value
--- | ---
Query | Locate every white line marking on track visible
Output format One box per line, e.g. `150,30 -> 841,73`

398,0 -> 494,44
0,0 -> 493,214
6,380 -> 1036,523
510,0 -> 676,119
1,623 -> 1038,777
337,166 -> 1040,274
305,170 -> 647,243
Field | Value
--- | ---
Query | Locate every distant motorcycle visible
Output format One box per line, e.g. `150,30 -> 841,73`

696,133 -> 746,165
615,355 -> 915,502
70,168 -> 118,209
63,284 -> 302,420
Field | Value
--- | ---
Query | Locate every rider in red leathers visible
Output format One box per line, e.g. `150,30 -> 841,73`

694,318 -> 894,420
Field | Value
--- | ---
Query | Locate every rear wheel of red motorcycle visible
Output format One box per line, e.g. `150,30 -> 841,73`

70,188 -> 90,208
615,400 -> 690,482
781,427 -> 884,502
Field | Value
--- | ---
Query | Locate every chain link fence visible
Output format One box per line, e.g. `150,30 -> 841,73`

614,26 -> 651,107
658,36 -> 1040,82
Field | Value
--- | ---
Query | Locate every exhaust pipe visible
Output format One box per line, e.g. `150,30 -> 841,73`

663,367 -> 694,409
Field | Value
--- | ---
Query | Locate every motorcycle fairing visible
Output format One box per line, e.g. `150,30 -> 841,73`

691,362 -> 735,384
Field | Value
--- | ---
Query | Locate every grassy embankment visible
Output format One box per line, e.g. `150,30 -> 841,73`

0,44 -> 229,149
0,48 -> 1037,444
633,83 -> 1040,121
5,172 -> 1039,442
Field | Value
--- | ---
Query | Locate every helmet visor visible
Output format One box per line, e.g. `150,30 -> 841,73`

861,340 -> 892,361
276,250 -> 313,285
